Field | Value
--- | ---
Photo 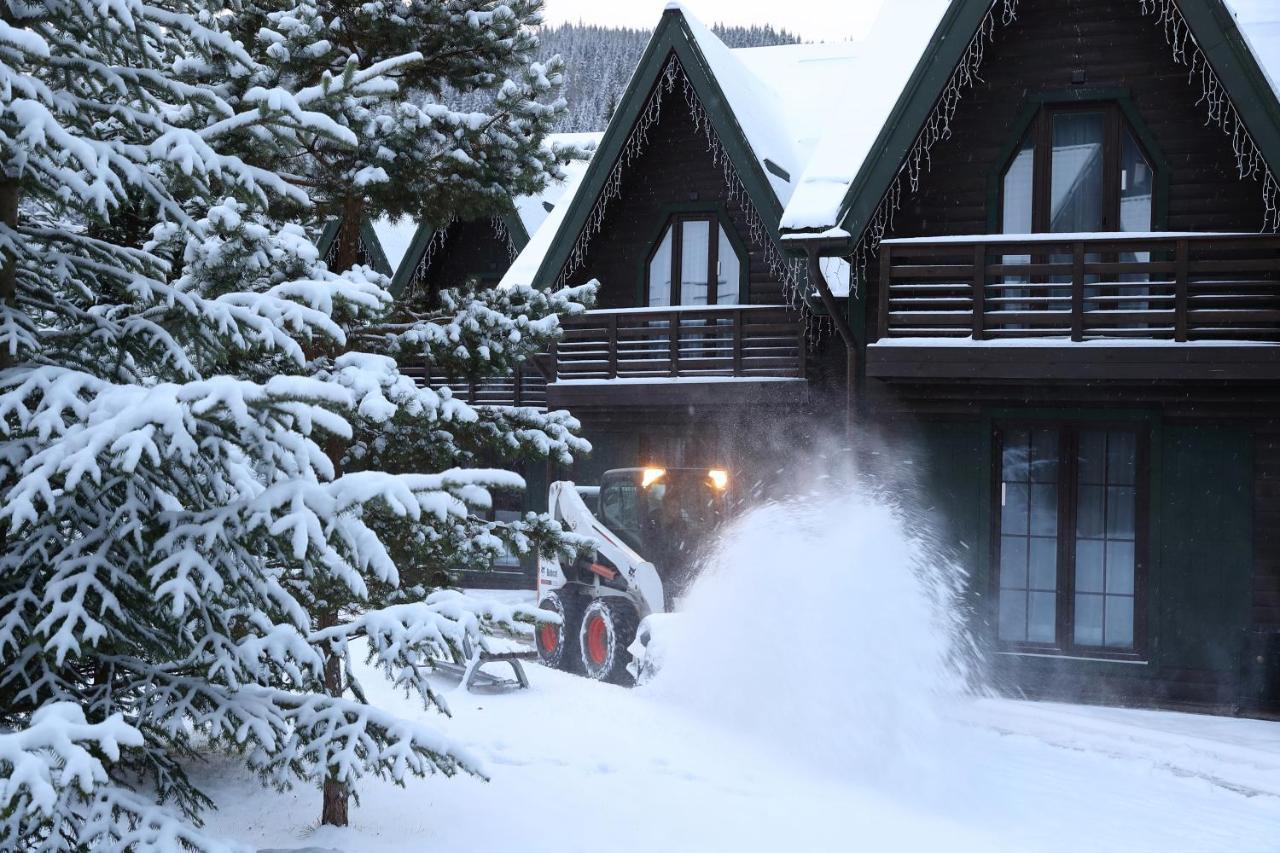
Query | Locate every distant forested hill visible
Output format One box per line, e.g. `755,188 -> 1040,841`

443,22 -> 802,134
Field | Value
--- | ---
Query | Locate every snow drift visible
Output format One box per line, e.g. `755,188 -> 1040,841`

641,484 -> 978,786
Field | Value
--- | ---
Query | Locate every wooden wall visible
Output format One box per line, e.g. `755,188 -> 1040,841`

564,71 -> 787,308
896,0 -> 1264,234
1256,429 -> 1280,628
417,218 -> 513,298
867,0 -> 1268,341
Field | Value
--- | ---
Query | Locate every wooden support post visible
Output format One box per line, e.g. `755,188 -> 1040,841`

668,311 -> 679,377
972,243 -> 986,341
732,309 -> 744,374
877,244 -> 892,341
1174,238 -> 1189,342
797,316 -> 808,379
1071,241 -> 1085,342
607,313 -> 618,379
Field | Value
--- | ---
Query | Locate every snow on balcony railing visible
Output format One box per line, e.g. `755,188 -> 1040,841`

876,232 -> 1280,343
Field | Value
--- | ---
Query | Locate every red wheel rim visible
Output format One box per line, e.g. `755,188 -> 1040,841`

538,623 -> 558,654
585,614 -> 608,666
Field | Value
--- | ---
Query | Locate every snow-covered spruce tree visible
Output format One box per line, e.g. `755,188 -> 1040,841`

0,1 -> 587,849
222,0 -> 598,826
246,0 -> 572,272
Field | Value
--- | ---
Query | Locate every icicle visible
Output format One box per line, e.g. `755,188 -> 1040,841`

847,1 -> 1017,297
490,215 -> 517,263
1139,0 -> 1277,231
555,55 -> 803,309
405,221 -> 451,301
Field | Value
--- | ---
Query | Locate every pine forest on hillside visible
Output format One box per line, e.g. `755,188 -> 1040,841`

447,22 -> 802,132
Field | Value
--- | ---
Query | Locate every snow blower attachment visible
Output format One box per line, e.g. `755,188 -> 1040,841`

536,467 -> 730,684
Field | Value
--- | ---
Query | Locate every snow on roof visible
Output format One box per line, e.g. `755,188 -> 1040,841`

512,132 -> 603,237
778,0 -> 952,231
1225,0 -> 1280,101
500,139 -> 601,290
672,4 -> 808,203
781,0 -> 1280,234
371,215 -> 418,274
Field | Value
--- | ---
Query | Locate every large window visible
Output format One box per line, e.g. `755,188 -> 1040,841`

1000,103 -> 1154,235
998,104 -> 1157,324
646,214 -> 743,307
995,424 -> 1146,656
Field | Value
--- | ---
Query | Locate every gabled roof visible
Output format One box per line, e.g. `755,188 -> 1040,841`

1226,0 -> 1280,97
504,3 -> 870,296
780,0 -> 1280,241
316,217 -> 393,277
386,132 -> 602,298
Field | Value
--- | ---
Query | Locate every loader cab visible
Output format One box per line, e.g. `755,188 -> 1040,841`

597,467 -> 730,597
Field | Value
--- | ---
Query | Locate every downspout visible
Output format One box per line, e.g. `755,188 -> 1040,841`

787,233 -> 860,434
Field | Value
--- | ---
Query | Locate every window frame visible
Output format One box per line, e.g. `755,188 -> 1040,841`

997,100 -> 1160,235
642,212 -> 746,307
990,421 -> 1150,660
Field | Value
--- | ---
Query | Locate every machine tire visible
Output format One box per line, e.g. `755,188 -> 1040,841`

577,598 -> 638,685
535,591 -> 583,673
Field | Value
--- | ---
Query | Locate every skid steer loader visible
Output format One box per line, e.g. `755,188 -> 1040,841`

534,467 -> 730,684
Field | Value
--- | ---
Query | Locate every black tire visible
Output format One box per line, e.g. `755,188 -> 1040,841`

577,598 -> 638,686
535,590 -> 583,673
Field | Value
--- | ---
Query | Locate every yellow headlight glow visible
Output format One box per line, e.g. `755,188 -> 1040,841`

708,469 -> 729,490
641,467 -> 666,488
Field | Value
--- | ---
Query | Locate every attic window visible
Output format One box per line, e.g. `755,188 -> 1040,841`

646,214 -> 744,307
999,103 -> 1155,235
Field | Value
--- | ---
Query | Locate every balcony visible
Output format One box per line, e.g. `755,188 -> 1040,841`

401,360 -> 549,409
403,305 -> 809,410
869,232 -> 1280,382
547,305 -> 809,408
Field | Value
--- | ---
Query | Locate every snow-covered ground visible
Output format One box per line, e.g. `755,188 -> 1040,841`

195,496 -> 1280,852
196,642 -> 1280,852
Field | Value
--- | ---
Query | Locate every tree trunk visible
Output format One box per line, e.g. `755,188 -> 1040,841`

318,194 -> 358,828
332,196 -> 365,274
0,177 -> 20,567
0,177 -> 19,373
318,607 -> 349,827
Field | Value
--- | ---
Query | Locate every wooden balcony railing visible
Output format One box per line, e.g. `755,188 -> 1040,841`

400,360 -> 549,409
551,305 -> 807,381
877,233 -> 1280,343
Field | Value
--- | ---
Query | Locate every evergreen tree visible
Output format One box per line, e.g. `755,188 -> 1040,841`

244,0 -> 570,271
228,0 -> 597,825
0,0 -> 591,848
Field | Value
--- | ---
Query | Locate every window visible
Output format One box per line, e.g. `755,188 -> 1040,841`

994,424 -> 1145,656
492,508 -> 523,570
999,104 -> 1155,235
645,215 -> 743,307
998,104 -> 1157,324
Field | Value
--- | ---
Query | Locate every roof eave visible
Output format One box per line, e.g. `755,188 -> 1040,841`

526,6 -> 788,290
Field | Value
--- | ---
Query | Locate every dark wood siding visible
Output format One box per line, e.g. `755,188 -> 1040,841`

1256,429 -> 1280,627
894,0 -> 1265,235
417,218 -> 513,298
564,70 -> 786,308
868,0 -> 1269,341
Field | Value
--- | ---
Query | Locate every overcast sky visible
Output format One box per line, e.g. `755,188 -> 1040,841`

541,0 -> 887,43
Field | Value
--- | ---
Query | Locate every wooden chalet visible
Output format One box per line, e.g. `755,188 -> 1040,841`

386,133 -> 602,306
776,0 -> 1280,712
500,8 -> 858,485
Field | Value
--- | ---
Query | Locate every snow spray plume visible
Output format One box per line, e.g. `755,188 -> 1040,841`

641,435 -> 983,787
